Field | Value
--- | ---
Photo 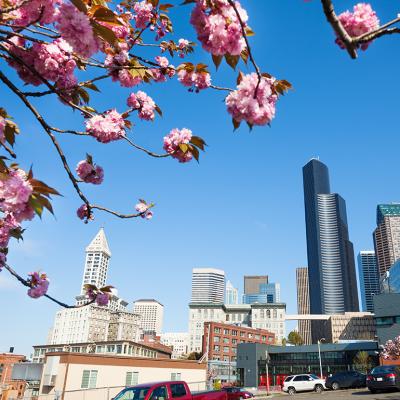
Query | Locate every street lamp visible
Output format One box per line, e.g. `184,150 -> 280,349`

317,338 -> 326,379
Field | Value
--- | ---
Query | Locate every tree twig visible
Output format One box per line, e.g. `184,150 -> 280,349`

124,136 -> 170,158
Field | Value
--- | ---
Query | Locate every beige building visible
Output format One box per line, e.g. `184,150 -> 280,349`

373,206 -> 400,276
244,276 -> 268,295
296,267 -> 312,345
38,353 -> 206,400
133,299 -> 164,336
32,340 -> 171,364
312,312 -> 376,343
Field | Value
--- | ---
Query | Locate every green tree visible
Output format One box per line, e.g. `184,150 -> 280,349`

187,351 -> 202,360
287,331 -> 304,346
281,338 -> 287,347
353,351 -> 372,373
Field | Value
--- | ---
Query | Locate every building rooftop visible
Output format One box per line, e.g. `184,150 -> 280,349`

134,299 -> 164,306
377,204 -> 400,226
86,227 -> 111,257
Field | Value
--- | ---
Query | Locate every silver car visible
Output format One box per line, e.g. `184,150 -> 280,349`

282,374 -> 326,395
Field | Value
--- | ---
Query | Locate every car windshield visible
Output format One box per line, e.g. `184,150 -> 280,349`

371,366 -> 396,374
114,387 -> 151,400
309,374 -> 320,380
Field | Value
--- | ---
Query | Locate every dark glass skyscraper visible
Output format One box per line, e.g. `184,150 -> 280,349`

303,159 -> 359,314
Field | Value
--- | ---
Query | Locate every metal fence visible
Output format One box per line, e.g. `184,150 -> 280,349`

7,381 -> 208,400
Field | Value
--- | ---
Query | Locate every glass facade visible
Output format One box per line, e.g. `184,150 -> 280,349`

377,204 -> 400,226
381,260 -> 400,294
358,251 -> 379,312
242,283 -> 280,304
303,159 -> 359,315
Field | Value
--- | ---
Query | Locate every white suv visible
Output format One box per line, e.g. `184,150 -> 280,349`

282,374 -> 326,395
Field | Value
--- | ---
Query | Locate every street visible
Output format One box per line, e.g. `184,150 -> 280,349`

278,388 -> 400,399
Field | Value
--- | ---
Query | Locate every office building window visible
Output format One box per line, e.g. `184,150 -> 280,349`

126,372 -> 139,386
81,370 -> 98,389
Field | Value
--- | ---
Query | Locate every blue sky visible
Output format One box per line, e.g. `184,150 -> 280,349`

1,0 -> 400,356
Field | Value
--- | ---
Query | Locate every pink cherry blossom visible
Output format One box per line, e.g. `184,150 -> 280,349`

10,0 -> 61,27
127,91 -> 156,121
336,3 -> 379,50
0,169 -> 33,217
0,214 -> 19,248
96,292 -> 110,306
27,272 -> 49,299
77,204 -> 90,220
0,252 -> 6,269
178,38 -> 190,58
133,1 -> 153,29
190,0 -> 248,56
382,336 -> 400,359
155,56 -> 169,68
178,70 -> 211,91
135,201 -> 153,219
76,160 -> 104,185
105,51 -> 143,87
86,110 -> 126,143
163,128 -> 193,163
225,73 -> 277,126
57,3 -> 100,58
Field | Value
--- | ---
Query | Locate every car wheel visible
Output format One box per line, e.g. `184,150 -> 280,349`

314,384 -> 324,393
369,388 -> 377,394
287,387 -> 296,395
331,382 -> 340,391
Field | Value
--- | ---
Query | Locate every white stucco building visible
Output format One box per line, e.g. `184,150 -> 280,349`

160,333 -> 189,359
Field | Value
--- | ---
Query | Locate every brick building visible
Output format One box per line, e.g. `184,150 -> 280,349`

203,322 -> 275,362
0,353 -> 26,400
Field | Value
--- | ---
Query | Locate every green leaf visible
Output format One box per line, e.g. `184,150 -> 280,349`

92,22 -> 118,46
159,3 -> 173,11
78,88 -> 90,104
245,26 -> 255,37
155,105 -> 162,117
28,195 -> 44,218
225,54 -> 240,70
232,118 -> 240,131
36,194 -> 54,215
189,145 -> 200,163
212,54 -> 223,70
70,0 -> 88,13
240,48 -> 249,64
236,70 -> 244,85
30,179 -> 61,196
86,153 -> 93,165
92,6 -> 123,25
82,82 -> 101,92
190,135 -> 206,150
100,285 -> 114,293
179,143 -> 189,153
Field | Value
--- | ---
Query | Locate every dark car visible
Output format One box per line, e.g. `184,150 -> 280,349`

325,371 -> 366,390
367,365 -> 400,393
222,387 -> 253,400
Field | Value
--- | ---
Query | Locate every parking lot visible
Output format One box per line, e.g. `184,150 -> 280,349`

278,388 -> 400,399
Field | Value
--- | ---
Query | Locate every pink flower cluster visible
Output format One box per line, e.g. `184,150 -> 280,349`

382,336 -> 400,359
86,110 -> 126,143
0,116 -> 5,144
178,70 -> 211,91
336,3 -> 379,50
86,287 -> 111,306
135,201 -> 153,219
225,73 -> 277,126
27,272 -> 49,299
77,204 -> 91,221
10,0 -> 60,27
133,0 -> 154,29
57,3 -> 100,58
190,0 -> 248,56
76,160 -> 104,185
6,38 -> 77,89
105,51 -> 142,87
151,56 -> 175,83
163,128 -> 193,163
178,39 -> 189,58
127,91 -> 156,121
0,169 -> 34,224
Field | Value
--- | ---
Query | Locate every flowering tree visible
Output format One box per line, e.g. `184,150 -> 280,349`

0,0 -> 398,306
382,336 -> 400,360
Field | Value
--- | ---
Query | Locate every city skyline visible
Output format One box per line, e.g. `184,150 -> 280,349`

2,1 -> 400,356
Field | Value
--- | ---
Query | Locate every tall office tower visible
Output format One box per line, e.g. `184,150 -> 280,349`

226,280 -> 239,305
373,204 -> 400,276
303,159 -> 359,314
357,251 -> 380,312
191,268 -> 225,304
133,299 -> 164,335
80,228 -> 111,294
244,275 -> 268,294
296,267 -> 312,344
242,282 -> 281,304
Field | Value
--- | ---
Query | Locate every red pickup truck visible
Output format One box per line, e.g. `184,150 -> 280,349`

114,381 -> 227,400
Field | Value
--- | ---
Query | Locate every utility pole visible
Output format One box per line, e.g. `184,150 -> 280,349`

317,338 -> 325,379
265,349 -> 270,396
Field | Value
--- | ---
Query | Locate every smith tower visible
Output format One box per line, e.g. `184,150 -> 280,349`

303,159 -> 359,314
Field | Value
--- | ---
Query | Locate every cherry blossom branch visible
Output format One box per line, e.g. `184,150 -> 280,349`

0,23 -> 60,39
124,136 -> 170,158
320,0 -> 357,59
0,69 -> 91,207
210,84 -> 233,92
0,28 -> 50,44
355,16 -> 400,43
1,142 -> 17,158
2,263 -> 89,308
90,204 -> 149,219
